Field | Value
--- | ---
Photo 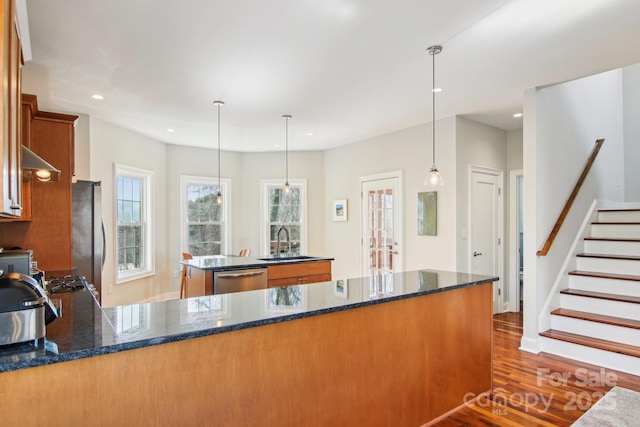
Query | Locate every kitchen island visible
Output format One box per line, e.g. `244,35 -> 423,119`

0,269 -> 496,426
181,254 -> 334,296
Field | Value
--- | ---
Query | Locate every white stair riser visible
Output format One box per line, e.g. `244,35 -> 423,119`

560,294 -> 640,321
584,240 -> 640,257
540,336 -> 640,377
591,224 -> 640,239
576,257 -> 640,275
598,211 -> 640,222
550,315 -> 640,346
569,275 -> 640,298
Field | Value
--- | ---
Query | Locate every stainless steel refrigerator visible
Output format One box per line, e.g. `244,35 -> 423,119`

72,180 -> 105,303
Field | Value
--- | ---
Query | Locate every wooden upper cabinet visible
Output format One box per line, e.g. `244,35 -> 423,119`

0,0 -> 23,218
0,94 -> 78,270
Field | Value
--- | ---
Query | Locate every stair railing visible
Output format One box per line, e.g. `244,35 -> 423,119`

537,139 -> 605,256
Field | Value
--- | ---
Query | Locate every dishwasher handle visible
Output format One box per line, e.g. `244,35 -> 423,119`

217,271 -> 265,279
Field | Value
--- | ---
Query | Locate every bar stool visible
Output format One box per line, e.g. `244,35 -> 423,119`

180,252 -> 193,298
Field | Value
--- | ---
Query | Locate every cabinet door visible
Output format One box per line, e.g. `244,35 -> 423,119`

0,0 -> 22,217
267,261 -> 332,287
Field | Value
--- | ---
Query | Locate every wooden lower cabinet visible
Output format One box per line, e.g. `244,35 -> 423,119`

267,260 -> 332,287
184,266 -> 212,297
0,282 -> 492,426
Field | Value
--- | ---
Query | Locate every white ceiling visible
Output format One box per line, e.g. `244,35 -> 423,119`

22,0 -> 640,152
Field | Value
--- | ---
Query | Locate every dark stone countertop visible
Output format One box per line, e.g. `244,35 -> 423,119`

0,269 -> 497,373
181,255 -> 334,271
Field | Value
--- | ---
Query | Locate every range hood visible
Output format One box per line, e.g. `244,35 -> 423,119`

21,145 -> 61,182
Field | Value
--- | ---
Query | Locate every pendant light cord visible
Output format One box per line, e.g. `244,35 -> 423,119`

213,100 -> 224,201
432,49 -> 436,168
285,116 -> 289,183
217,103 -> 221,189
283,114 -> 292,189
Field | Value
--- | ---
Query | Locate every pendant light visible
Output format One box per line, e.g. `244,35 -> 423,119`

213,100 -> 224,204
283,114 -> 292,193
425,45 -> 444,187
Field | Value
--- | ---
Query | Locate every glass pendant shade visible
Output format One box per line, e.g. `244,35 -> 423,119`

425,166 -> 444,187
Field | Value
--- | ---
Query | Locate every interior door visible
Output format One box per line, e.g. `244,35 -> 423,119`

469,167 -> 502,314
361,175 -> 402,283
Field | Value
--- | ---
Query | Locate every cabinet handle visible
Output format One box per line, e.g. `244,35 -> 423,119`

10,200 -> 21,210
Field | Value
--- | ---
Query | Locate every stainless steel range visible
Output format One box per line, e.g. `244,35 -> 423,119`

45,275 -> 87,293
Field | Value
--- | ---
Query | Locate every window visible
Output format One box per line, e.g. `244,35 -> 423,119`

181,176 -> 230,256
115,164 -> 154,283
261,180 -> 307,256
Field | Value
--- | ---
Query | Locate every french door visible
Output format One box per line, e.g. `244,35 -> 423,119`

360,172 -> 403,283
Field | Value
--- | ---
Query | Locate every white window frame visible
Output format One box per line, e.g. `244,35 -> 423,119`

260,179 -> 307,257
114,164 -> 155,284
180,175 -> 232,256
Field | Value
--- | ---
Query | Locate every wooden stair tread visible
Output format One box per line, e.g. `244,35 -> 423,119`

576,253 -> 640,261
551,308 -> 640,330
569,270 -> 640,282
560,288 -> 640,304
591,222 -> 640,225
540,329 -> 640,358
584,237 -> 640,242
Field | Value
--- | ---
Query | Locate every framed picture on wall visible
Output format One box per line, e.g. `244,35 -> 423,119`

333,199 -> 347,221
417,191 -> 437,235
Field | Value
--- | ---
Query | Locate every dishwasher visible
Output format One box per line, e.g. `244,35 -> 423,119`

213,268 -> 268,294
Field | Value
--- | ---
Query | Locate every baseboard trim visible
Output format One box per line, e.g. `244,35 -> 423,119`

519,336 -> 541,353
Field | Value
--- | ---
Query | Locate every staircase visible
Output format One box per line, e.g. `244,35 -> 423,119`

540,208 -> 640,376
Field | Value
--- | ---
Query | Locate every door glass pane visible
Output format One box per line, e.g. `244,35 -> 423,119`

366,187 -> 394,276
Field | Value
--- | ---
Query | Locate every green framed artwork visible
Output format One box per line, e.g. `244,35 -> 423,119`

417,191 -> 437,236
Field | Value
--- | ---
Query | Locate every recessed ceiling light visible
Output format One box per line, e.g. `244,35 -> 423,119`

274,144 -> 281,148
167,128 -> 175,132
513,113 -> 523,118
432,88 -> 442,93
91,94 -> 104,100
306,133 -> 313,136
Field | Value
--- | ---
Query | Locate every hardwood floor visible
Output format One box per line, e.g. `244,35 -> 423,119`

432,312 -> 640,426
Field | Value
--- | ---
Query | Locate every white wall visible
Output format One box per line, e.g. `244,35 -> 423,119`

521,69 -> 625,350
324,118 -> 457,281
90,118 -> 170,307
507,129 -> 523,171
73,114 -> 91,181
506,128 -> 523,306
623,63 -> 640,202
454,117 -> 508,276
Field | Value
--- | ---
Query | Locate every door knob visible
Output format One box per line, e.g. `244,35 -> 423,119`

473,251 -> 483,257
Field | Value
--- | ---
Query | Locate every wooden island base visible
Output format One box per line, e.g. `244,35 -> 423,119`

0,283 -> 492,426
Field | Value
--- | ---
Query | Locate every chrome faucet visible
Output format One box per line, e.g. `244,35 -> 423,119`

276,226 -> 290,258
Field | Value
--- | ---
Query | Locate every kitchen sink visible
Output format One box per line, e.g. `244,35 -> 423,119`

257,255 -> 316,261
